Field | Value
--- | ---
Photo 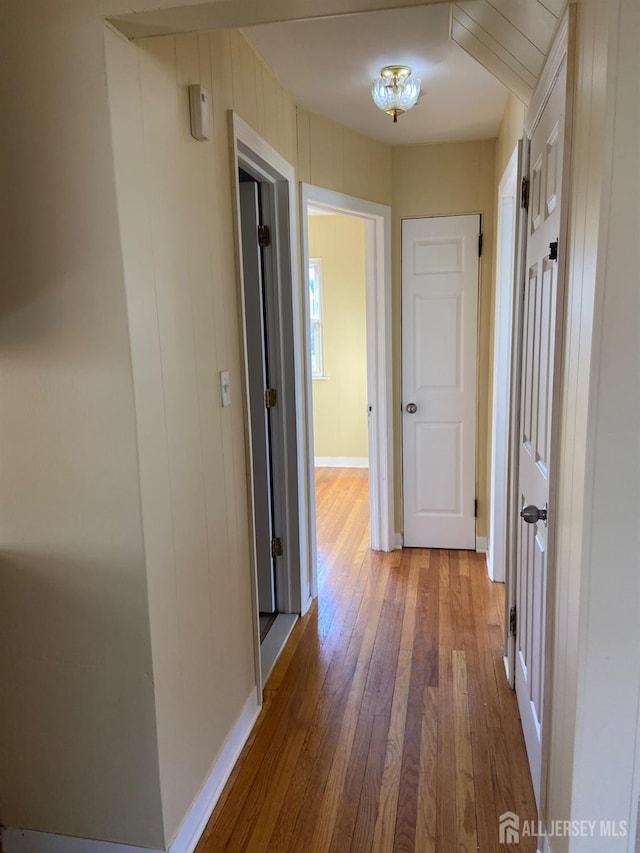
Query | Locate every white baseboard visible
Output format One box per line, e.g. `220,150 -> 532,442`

503,655 -> 512,683
260,613 -> 297,685
391,532 -> 403,550
0,831 -> 163,853
1,689 -> 260,853
314,457 -> 369,468
476,535 -> 488,553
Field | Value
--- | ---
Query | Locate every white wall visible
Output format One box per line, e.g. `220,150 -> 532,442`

544,1 -> 640,849
566,0 -> 640,845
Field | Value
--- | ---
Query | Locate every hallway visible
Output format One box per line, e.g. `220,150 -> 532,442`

196,469 -> 537,851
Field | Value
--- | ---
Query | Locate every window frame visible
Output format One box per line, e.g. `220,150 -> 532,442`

308,257 -> 324,379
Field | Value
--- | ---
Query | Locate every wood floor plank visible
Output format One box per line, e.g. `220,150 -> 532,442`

195,469 -> 538,853
371,552 -> 419,851
453,649 -> 479,852
416,684 -> 438,853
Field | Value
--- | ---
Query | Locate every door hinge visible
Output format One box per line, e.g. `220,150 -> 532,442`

478,233 -> 483,257
521,176 -> 529,210
549,240 -> 559,262
265,388 -> 277,408
509,605 -> 517,637
258,224 -> 270,248
271,537 -> 283,557
474,498 -> 478,518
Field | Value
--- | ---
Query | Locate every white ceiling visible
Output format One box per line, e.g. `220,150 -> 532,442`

243,4 -> 509,146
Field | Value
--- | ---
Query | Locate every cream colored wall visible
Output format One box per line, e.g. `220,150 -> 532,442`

105,27 -> 299,844
495,93 -> 526,181
391,140 -> 496,538
0,5 -> 163,849
297,109 -> 393,207
309,214 -> 368,460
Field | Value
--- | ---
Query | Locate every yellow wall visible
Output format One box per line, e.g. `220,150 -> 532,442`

309,214 -> 368,461
391,140 -> 496,538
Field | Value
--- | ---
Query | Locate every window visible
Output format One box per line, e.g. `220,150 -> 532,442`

308,258 -> 324,378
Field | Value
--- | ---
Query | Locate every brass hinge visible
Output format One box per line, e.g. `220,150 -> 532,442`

509,605 -> 517,636
258,224 -> 270,248
478,233 -> 483,257
521,176 -> 530,210
271,537 -> 283,558
265,388 -> 277,408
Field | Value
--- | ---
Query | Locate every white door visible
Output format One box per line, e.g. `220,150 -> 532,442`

515,59 -> 566,806
402,215 -> 479,549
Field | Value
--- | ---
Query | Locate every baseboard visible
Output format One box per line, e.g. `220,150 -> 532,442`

314,457 -> 369,468
1,689 -> 260,853
0,831 -> 163,853
260,613 -> 297,685
503,655 -> 512,683
475,535 -> 488,553
391,532 -> 404,550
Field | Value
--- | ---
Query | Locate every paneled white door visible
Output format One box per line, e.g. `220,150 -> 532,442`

515,59 -> 566,807
402,215 -> 479,549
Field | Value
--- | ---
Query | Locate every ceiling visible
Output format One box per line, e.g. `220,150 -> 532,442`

242,4 -> 510,147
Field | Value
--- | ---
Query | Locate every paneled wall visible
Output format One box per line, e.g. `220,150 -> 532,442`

106,26 -> 300,844
297,109 -> 393,207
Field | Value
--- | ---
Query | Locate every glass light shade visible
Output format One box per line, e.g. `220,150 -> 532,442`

371,66 -> 421,122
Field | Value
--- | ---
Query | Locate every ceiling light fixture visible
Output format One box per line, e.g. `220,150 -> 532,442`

371,65 -> 421,123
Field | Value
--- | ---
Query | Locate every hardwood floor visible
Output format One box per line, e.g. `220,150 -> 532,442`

196,468 -> 537,852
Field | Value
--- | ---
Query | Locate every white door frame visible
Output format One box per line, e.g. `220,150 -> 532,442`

400,213 -> 480,550
300,184 -> 395,567
231,113 -> 310,694
489,147 -> 520,583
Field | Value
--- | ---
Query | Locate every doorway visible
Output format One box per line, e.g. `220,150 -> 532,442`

232,114 -> 310,691
300,185 -> 394,586
237,171 -> 280,641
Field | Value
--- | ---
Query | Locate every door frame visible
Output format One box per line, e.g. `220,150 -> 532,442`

231,113 -> 310,694
504,8 -> 574,814
489,147 -> 520,585
300,184 -> 395,565
400,212 -> 481,550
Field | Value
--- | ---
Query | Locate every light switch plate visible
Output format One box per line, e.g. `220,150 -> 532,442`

219,370 -> 231,407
